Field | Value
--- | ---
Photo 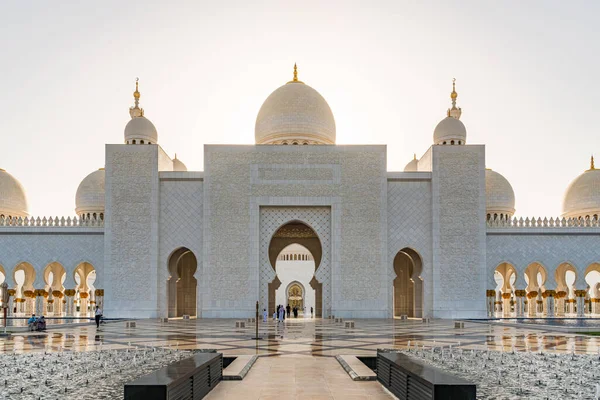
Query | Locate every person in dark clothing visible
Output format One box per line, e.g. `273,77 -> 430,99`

286,304 -> 291,318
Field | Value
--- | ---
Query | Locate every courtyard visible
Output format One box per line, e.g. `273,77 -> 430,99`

1,317 -> 599,399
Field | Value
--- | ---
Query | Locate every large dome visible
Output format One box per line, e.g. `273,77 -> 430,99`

433,116 -> 467,145
172,154 -> 187,172
486,169 -> 515,219
75,168 -> 105,218
562,160 -> 600,218
255,65 -> 336,145
0,169 -> 29,218
404,154 -> 418,172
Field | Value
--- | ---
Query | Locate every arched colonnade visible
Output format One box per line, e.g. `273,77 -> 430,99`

0,261 -> 102,318
490,261 -> 600,318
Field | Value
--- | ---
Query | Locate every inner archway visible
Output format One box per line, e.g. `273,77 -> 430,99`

268,221 -> 322,317
273,243 -> 316,317
167,247 -> 197,318
393,248 -> 423,318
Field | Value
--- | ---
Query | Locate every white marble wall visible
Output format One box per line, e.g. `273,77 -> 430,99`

431,145 -> 487,318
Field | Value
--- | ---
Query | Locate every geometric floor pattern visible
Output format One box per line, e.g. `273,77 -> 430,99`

1,318 -> 600,399
1,317 -> 599,355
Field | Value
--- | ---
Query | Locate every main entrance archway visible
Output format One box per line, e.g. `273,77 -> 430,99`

167,247 -> 197,318
393,248 -> 423,318
259,207 -> 331,318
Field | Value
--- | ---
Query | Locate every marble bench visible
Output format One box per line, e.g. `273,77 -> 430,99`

344,321 -> 355,328
235,321 -> 246,328
125,321 -> 136,328
125,352 -> 222,399
377,351 -> 475,399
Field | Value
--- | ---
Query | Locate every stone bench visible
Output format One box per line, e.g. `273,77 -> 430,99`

422,317 -> 430,324
377,351 -> 475,399
454,321 -> 464,329
160,318 -> 169,323
335,317 -> 343,323
235,320 -> 246,328
247,317 -> 255,323
182,314 -> 190,320
400,315 -> 408,320
344,320 -> 355,328
125,321 -> 136,328
125,352 -> 222,399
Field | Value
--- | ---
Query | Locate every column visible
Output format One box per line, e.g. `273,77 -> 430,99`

64,289 -> 76,316
502,293 -> 512,317
47,291 -> 54,315
95,289 -> 104,310
555,291 -> 566,317
543,290 -> 556,318
34,290 -> 45,316
486,290 -> 495,317
52,291 -> 62,316
527,291 -> 538,317
24,290 -> 34,315
7,290 -> 15,317
80,292 -> 89,317
514,290 -> 526,318
575,290 -> 587,317
592,299 -> 599,316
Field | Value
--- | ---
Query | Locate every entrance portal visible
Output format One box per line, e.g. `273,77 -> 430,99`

167,247 -> 197,318
393,248 -> 423,318
268,221 -> 322,317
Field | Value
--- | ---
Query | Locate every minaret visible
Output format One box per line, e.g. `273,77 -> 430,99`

590,155 -> 595,171
129,78 -> 144,118
447,78 -> 462,119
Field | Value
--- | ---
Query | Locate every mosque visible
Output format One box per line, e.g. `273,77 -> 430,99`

1,66 -> 599,320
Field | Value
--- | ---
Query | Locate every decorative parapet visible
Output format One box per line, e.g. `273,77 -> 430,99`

487,216 -> 600,229
0,215 -> 104,228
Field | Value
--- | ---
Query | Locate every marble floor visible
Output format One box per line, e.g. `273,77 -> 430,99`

0,318 -> 599,399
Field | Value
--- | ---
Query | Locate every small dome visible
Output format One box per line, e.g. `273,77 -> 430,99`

124,116 -> 158,144
433,117 -> 466,145
255,65 -> 335,145
486,169 -> 515,218
404,155 -> 418,172
562,163 -> 600,219
0,169 -> 29,218
172,155 -> 187,172
75,169 -> 105,217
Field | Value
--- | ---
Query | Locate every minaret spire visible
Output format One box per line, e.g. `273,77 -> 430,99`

447,78 -> 462,119
129,77 -> 144,118
591,155 -> 595,170
287,63 -> 304,84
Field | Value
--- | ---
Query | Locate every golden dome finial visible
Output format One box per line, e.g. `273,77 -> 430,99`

287,63 -> 304,84
413,153 -> 417,160
591,155 -> 595,170
450,78 -> 458,100
447,78 -> 462,120
129,77 -> 144,118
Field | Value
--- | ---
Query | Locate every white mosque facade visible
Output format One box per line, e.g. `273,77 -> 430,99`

1,70 -> 600,320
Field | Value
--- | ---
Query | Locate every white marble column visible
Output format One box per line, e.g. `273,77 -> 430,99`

543,290 -> 556,318
527,291 -> 537,317
486,290 -> 495,317
575,290 -> 586,317
502,293 -> 512,317
34,290 -> 44,316
65,289 -> 76,317
7,290 -> 15,317
515,290 -> 526,318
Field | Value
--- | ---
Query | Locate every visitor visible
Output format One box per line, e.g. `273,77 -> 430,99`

262,308 -> 267,322
286,304 -> 291,318
278,305 -> 284,323
311,306 -> 314,318
37,315 -> 46,331
95,305 -> 103,328
293,307 -> 298,318
303,306 -> 308,319
27,314 -> 36,331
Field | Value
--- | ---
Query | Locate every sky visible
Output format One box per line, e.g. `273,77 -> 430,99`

1,0 -> 599,218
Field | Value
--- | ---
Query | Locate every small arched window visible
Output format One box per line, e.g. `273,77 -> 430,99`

132,140 -> 136,144
458,141 -> 462,145
451,140 -> 455,145
100,213 -> 104,221
140,140 -> 144,144
443,141 -> 447,145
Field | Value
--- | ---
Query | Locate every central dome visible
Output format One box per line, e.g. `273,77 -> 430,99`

0,169 -> 29,218
255,65 -> 336,145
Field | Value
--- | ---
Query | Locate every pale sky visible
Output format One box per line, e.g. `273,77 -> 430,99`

1,1 -> 599,218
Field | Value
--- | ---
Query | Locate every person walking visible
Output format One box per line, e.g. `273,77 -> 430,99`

278,305 -> 284,323
286,304 -> 291,318
311,306 -> 314,318
263,308 -> 268,322
94,305 -> 102,328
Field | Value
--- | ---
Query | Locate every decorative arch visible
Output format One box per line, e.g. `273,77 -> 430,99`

259,207 -> 330,318
167,247 -> 198,318
392,247 -> 423,318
